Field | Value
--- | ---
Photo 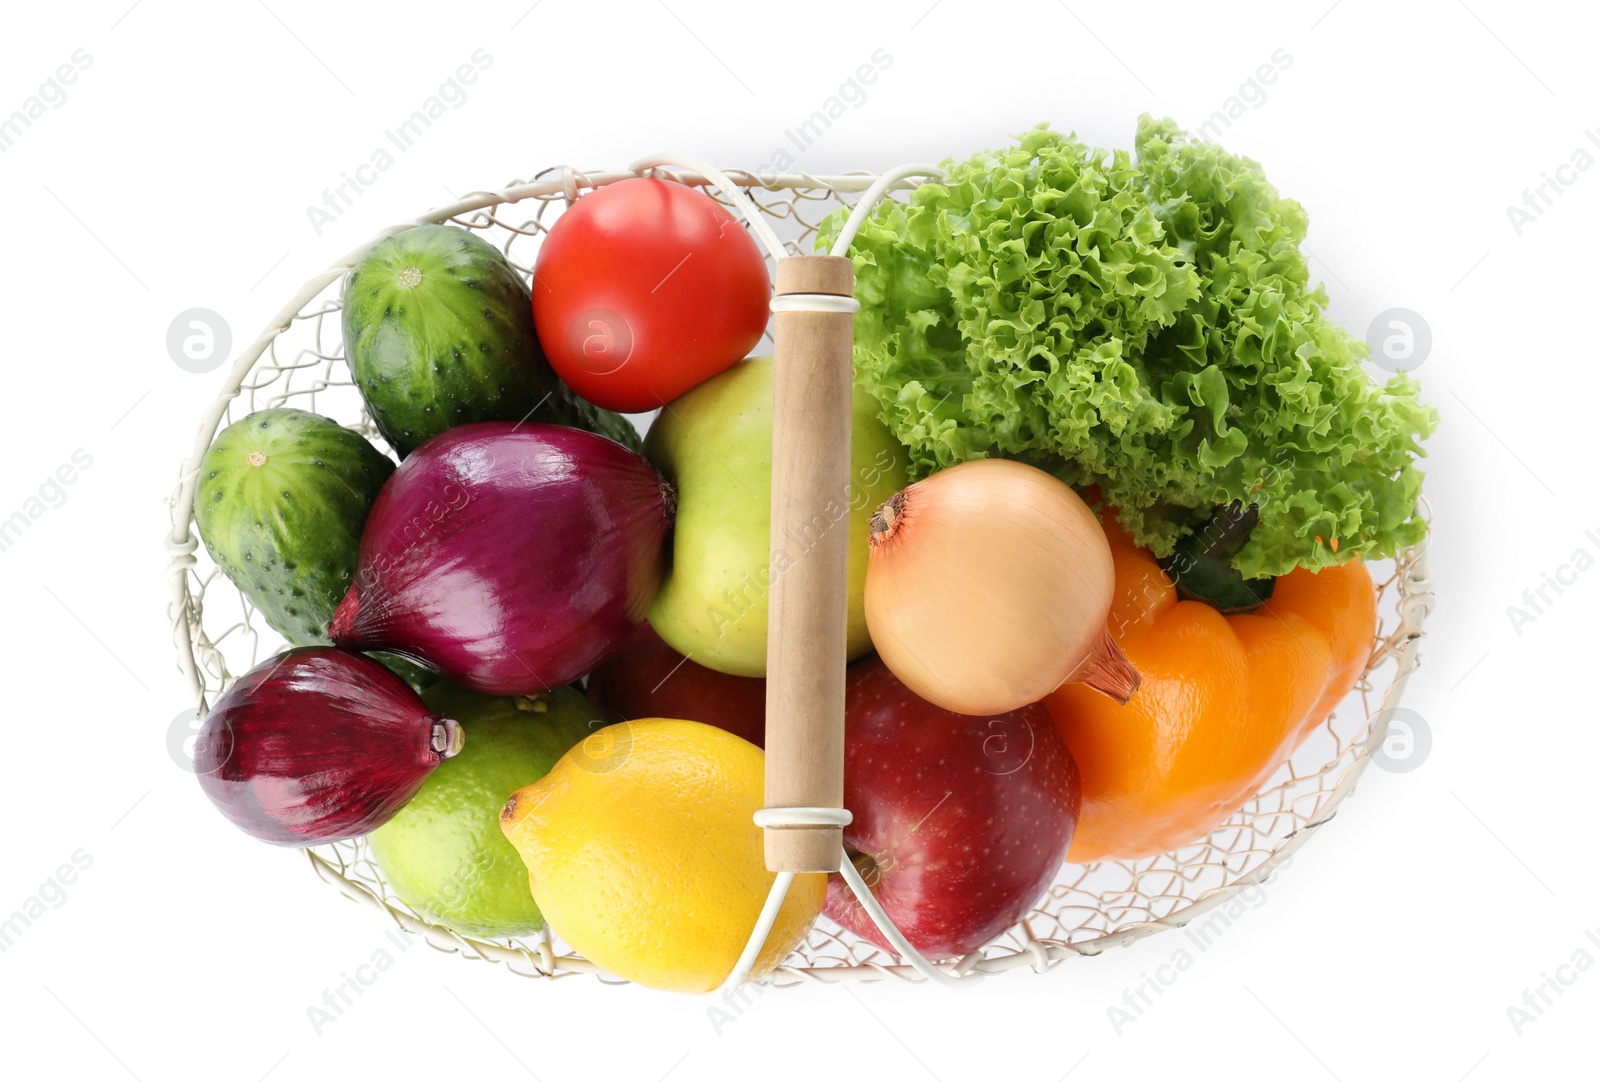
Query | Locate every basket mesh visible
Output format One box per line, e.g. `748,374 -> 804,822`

166,167 -> 1433,985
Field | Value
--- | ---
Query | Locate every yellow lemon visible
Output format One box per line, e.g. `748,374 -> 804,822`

499,718 -> 825,993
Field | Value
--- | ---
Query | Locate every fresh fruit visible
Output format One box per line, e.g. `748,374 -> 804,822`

820,117 -> 1436,579
644,358 -> 908,676
865,458 -> 1138,715
1046,515 -> 1376,861
194,648 -> 461,845
585,621 -> 766,747
499,718 -> 824,992
822,658 -> 1080,959
532,177 -> 770,413
369,683 -> 595,938
194,408 -> 394,647
330,422 -> 673,696
344,224 -> 638,457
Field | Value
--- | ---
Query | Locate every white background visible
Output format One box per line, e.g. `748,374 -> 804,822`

1,1 -> 1594,1079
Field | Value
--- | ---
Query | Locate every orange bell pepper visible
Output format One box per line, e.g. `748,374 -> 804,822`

1045,517 -> 1376,862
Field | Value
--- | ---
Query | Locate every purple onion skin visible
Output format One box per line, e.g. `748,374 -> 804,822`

330,422 -> 672,696
195,648 -> 459,846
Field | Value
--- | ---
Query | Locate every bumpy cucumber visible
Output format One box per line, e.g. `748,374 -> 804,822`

195,408 -> 394,648
342,224 -> 625,456
542,381 -> 644,453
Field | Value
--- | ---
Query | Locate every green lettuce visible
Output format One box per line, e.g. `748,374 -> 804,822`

818,117 -> 1436,578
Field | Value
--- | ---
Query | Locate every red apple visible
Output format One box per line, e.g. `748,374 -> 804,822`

585,621 -> 766,747
824,658 -> 1080,959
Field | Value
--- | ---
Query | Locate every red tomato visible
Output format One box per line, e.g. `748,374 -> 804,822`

532,178 -> 770,413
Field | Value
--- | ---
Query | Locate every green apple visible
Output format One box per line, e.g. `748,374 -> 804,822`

644,358 -> 909,677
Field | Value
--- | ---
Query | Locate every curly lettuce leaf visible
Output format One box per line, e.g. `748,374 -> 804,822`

820,117 -> 1437,578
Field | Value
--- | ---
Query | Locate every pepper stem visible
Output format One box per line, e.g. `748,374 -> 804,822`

1160,501 -> 1276,614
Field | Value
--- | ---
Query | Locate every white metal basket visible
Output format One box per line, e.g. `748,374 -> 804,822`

165,163 -> 1435,985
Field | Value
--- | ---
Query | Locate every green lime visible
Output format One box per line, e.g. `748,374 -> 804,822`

369,682 -> 597,938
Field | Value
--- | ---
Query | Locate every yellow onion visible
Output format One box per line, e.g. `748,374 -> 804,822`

864,458 -> 1139,716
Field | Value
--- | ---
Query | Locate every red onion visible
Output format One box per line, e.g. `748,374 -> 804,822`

194,648 -> 462,845
330,422 -> 673,695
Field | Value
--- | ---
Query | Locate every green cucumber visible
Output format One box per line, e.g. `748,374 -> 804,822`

542,381 -> 644,453
343,224 -> 640,456
194,409 -> 431,688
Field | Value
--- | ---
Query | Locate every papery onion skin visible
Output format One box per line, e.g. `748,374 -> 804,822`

330,422 -> 672,696
864,458 -> 1138,716
194,648 -> 463,846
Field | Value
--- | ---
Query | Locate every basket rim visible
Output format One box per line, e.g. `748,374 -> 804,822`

165,165 -> 1436,986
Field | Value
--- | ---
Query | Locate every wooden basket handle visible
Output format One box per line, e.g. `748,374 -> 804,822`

761,255 -> 857,873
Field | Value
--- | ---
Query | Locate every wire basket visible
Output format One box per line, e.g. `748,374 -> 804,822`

165,163 -> 1435,986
